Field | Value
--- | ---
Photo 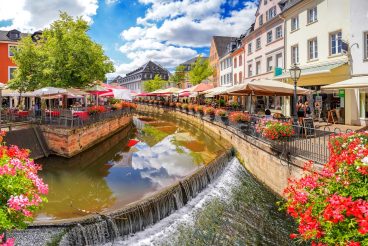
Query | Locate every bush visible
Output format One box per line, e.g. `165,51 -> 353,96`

0,132 -> 48,244
256,119 -> 293,140
282,132 -> 368,245
181,103 -> 188,110
229,111 -> 250,123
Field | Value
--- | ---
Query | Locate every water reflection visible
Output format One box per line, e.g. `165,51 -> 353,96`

36,116 -> 225,221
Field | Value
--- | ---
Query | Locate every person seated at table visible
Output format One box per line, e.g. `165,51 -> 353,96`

265,109 -> 272,120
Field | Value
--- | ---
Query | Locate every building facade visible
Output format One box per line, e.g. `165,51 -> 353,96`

209,36 -> 237,86
0,30 -> 26,83
113,61 -> 169,93
277,0 -> 350,123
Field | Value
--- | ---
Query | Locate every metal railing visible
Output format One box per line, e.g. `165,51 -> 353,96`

137,102 -> 353,164
0,107 -> 134,129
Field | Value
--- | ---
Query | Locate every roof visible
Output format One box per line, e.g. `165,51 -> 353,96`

181,56 -> 208,65
279,0 -> 304,12
212,36 -> 237,58
0,29 -> 28,42
275,60 -> 348,79
125,61 -> 169,77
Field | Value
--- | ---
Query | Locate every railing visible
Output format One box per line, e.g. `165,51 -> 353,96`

137,102 -> 353,164
0,107 -> 134,129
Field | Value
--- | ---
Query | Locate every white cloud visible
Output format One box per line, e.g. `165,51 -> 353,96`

0,0 -> 98,32
116,0 -> 257,74
105,0 -> 119,5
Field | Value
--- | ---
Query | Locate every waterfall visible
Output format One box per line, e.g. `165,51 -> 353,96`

60,150 -> 233,245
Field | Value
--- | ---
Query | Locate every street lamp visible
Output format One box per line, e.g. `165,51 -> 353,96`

289,63 -> 301,125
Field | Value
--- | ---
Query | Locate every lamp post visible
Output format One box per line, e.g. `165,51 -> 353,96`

289,64 -> 301,125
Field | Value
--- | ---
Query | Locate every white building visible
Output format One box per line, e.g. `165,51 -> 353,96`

219,49 -> 233,87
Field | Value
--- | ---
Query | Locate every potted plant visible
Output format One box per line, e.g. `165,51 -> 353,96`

188,104 -> 194,112
205,106 -> 216,121
256,119 -> 294,141
176,102 -> 182,109
170,102 -> 175,107
231,102 -> 239,109
194,105 -> 204,117
181,103 -> 189,112
216,109 -> 228,124
229,111 -> 250,124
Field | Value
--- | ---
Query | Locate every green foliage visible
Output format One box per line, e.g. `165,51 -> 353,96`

188,56 -> 213,85
143,74 -> 167,92
170,65 -> 186,88
142,125 -> 168,142
9,12 -> 114,90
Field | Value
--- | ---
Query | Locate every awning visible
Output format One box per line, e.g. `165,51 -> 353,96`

321,76 -> 368,90
156,87 -> 181,94
227,79 -> 311,96
274,60 -> 347,79
193,83 -> 214,92
204,86 -> 230,97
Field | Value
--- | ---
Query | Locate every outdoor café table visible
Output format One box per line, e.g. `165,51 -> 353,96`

45,110 -> 60,117
73,111 -> 89,121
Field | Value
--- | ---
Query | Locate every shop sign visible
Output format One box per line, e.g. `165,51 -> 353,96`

339,89 -> 345,98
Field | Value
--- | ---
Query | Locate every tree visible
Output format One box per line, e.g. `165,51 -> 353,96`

143,75 -> 167,92
170,65 -> 185,88
9,12 -> 114,90
188,56 -> 213,85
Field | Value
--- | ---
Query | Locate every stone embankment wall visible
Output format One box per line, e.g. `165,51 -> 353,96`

40,116 -> 132,158
137,105 -> 323,196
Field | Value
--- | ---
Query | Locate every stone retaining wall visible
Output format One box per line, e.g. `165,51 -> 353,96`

40,116 -> 132,158
137,105 -> 323,196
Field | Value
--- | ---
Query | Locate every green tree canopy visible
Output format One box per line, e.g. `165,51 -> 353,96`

143,75 -> 167,92
188,56 -> 213,85
170,65 -> 185,88
9,12 -> 114,91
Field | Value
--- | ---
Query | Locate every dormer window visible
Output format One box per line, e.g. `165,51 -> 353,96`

7,30 -> 21,40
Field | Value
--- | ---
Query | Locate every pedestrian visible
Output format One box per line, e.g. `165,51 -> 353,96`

305,101 -> 312,118
297,102 -> 305,125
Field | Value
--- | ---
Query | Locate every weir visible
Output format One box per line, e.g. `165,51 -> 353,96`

60,150 -> 233,245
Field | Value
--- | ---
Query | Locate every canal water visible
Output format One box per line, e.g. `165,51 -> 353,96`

36,115 -> 225,222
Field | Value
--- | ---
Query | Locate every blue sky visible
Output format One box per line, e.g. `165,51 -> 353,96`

0,0 -> 257,77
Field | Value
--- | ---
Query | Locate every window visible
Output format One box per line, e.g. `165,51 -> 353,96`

239,55 -> 242,66
230,73 -> 233,83
267,31 -> 273,43
275,25 -> 283,39
259,14 -> 263,26
239,72 -> 242,83
234,74 -> 237,84
267,57 -> 273,72
256,61 -> 261,75
365,32 -> 368,59
307,7 -> 317,24
256,37 -> 261,50
266,6 -> 276,21
264,0 -> 267,4
330,31 -> 342,55
234,57 -> 237,68
227,74 -> 230,83
276,53 -> 283,68
308,38 -> 318,60
291,45 -> 299,64
291,16 -> 299,31
248,43 -> 252,54
248,64 -> 253,77
9,67 -> 16,80
8,45 -> 16,57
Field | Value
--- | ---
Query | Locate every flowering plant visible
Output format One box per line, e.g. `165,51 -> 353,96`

87,105 -> 106,115
0,132 -> 48,245
181,103 -> 188,110
204,106 -> 215,115
228,111 -> 250,123
175,102 -> 182,108
169,102 -> 175,107
283,132 -> 368,245
256,119 -> 293,140
194,105 -> 204,113
187,104 -> 194,111
216,109 -> 228,117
